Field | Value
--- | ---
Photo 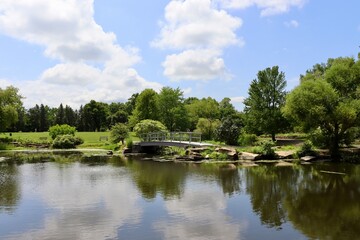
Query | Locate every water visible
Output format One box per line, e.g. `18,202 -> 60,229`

1,152 -> 360,240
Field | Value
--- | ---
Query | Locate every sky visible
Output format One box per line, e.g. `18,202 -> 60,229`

0,0 -> 359,110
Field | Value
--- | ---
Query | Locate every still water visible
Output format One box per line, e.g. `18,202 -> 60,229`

0,152 -> 359,240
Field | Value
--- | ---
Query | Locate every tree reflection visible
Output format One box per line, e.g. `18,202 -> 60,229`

0,165 -> 20,213
284,164 -> 360,240
128,160 -> 187,200
245,166 -> 300,228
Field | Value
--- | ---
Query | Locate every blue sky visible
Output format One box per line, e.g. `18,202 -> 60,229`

0,0 -> 359,110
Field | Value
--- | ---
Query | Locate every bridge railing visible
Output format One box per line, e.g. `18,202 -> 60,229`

140,131 -> 202,143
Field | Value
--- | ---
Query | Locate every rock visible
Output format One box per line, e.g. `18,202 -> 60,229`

123,148 -> 132,154
301,156 -> 317,162
275,150 -> 295,159
216,147 -> 238,160
239,152 -> 260,161
186,147 -> 209,154
107,150 -> 113,155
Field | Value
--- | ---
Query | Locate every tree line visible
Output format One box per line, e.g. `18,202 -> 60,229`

1,53 -> 360,159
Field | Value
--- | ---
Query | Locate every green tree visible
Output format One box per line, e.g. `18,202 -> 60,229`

195,118 -> 221,140
48,124 -> 76,140
134,119 -> 168,139
82,100 -> 108,131
283,55 -> 360,160
55,103 -> 65,125
244,66 -> 288,141
158,87 -> 189,131
0,86 -> 22,132
219,97 -> 236,119
110,123 -> 129,144
215,114 -> 242,145
186,97 -> 220,130
130,89 -> 159,127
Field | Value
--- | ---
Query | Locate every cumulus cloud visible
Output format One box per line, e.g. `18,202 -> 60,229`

284,20 -> 299,28
152,0 -> 243,50
0,0 -> 160,107
218,0 -> 306,16
163,49 -> 229,81
154,0 -> 243,81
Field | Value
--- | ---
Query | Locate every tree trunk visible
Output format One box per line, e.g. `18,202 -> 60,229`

271,133 -> 276,142
330,125 -> 341,161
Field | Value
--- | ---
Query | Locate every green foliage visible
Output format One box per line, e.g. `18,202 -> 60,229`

130,89 -> 159,127
0,86 -> 23,132
48,124 -> 76,140
238,132 -> 258,146
252,140 -> 276,159
244,66 -> 289,141
215,115 -> 242,145
52,135 -> 84,149
208,152 -> 228,161
296,140 -> 316,158
110,123 -> 129,144
284,55 -> 360,159
134,119 -> 168,139
158,87 -> 189,131
126,138 -> 133,149
162,146 -> 186,156
185,97 -> 220,130
195,118 -> 220,140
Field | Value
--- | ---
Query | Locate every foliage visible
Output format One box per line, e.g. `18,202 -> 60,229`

130,89 -> 159,127
185,97 -> 220,130
219,97 -> 237,119
52,135 -> 84,149
208,152 -> 228,161
158,87 -> 189,131
215,115 -> 242,145
252,140 -> 276,159
134,119 -> 168,139
110,123 -> 129,144
195,118 -> 220,140
126,138 -> 133,149
238,132 -> 258,146
82,100 -> 108,131
244,66 -> 289,141
296,140 -> 316,158
0,86 -> 23,132
48,124 -> 76,140
283,55 -> 360,160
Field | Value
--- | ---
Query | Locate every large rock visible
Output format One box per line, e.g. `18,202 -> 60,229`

239,152 -> 260,161
301,155 -> 317,162
275,150 -> 295,159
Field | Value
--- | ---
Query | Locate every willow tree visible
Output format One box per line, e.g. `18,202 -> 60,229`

244,66 -> 288,141
283,55 -> 360,160
0,86 -> 23,132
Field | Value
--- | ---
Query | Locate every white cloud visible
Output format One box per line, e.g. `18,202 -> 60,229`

0,0 -> 161,107
152,0 -> 243,50
230,96 -> 245,103
163,49 -> 230,81
154,0 -> 243,81
284,20 -> 299,28
218,0 -> 306,16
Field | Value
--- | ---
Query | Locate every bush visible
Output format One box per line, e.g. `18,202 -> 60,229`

253,140 -> 276,159
110,123 -> 129,144
208,152 -> 228,161
49,124 -> 76,140
238,133 -> 258,146
296,140 -> 316,157
134,120 -> 168,139
52,135 -> 84,149
126,138 -> 133,149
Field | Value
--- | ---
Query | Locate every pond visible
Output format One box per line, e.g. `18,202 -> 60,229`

0,152 -> 360,240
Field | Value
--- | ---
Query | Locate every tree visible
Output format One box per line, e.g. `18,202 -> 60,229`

215,114 -> 243,145
219,97 -> 237,119
0,86 -> 22,132
130,89 -> 159,127
283,55 -> 360,160
134,120 -> 168,139
110,123 -> 129,144
26,104 -> 40,132
48,124 -> 76,139
158,87 -> 189,131
186,97 -> 220,130
82,100 -> 108,131
244,66 -> 288,141
195,118 -> 221,140
55,103 -> 65,125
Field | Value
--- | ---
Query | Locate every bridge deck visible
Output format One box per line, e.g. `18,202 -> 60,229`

138,140 -> 213,148
138,132 -> 212,148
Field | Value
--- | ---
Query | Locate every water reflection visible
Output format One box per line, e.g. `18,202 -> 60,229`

0,165 -> 20,213
1,153 -> 360,240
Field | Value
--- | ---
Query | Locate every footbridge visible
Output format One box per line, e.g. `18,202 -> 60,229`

138,132 -> 213,148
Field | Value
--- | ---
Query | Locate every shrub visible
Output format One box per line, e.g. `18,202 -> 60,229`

49,124 -> 76,140
52,135 -> 84,149
296,140 -> 316,157
126,138 -> 133,149
134,120 -> 168,139
238,133 -> 258,146
110,123 -> 129,144
253,140 -> 276,159
209,152 -> 228,161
